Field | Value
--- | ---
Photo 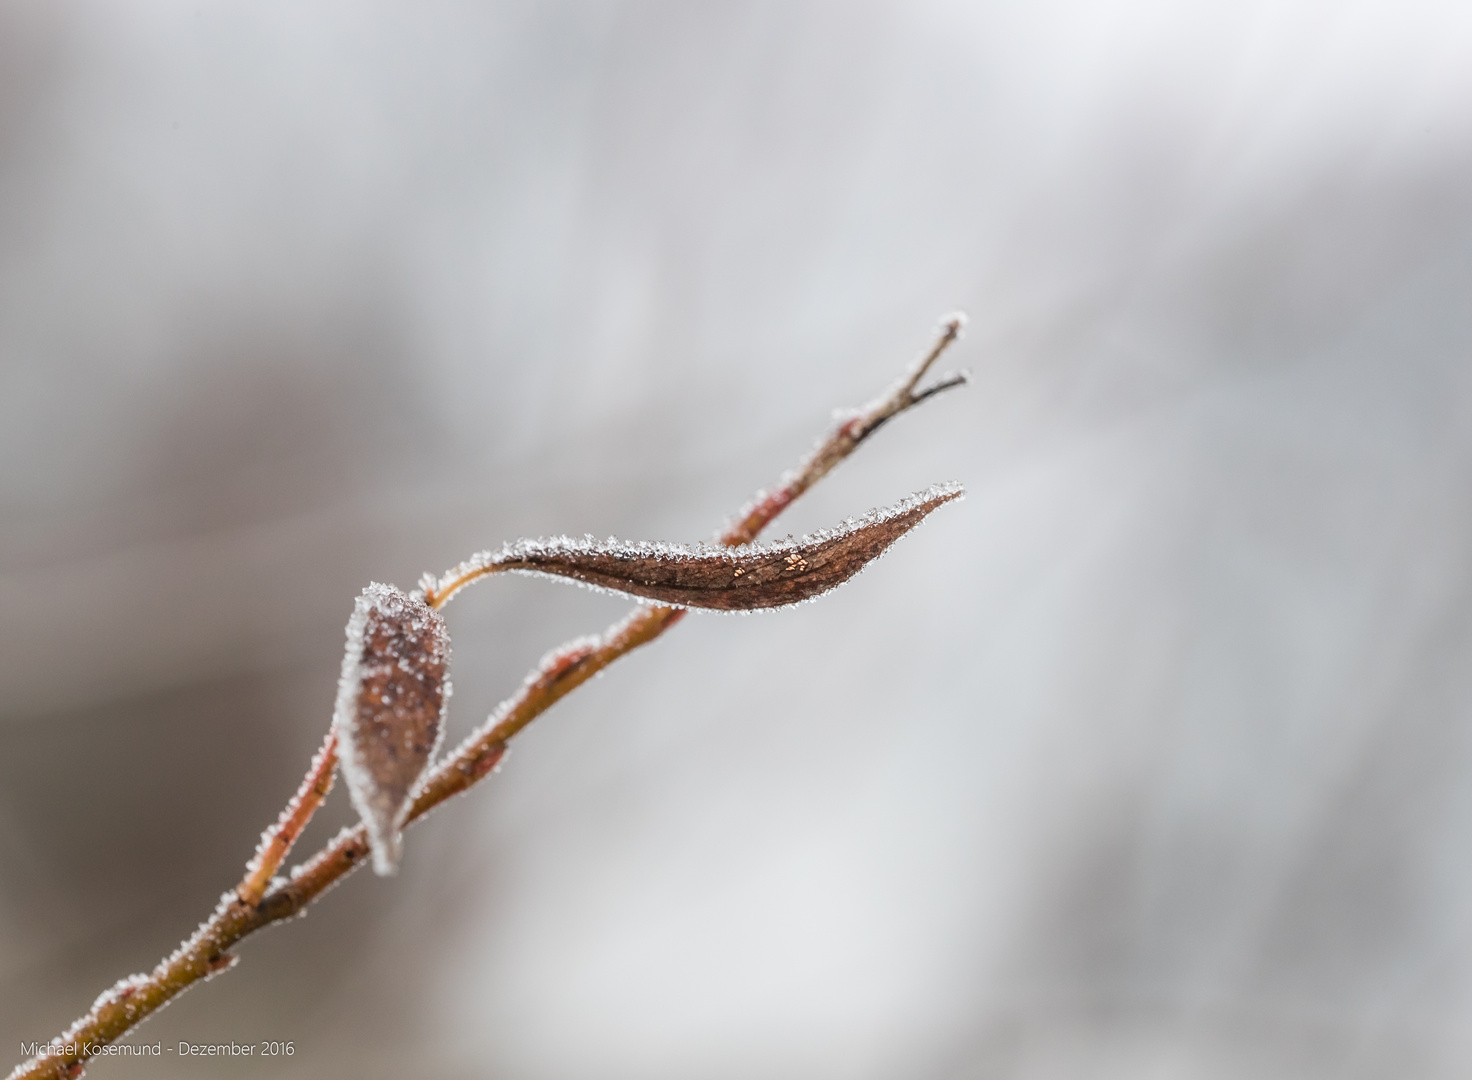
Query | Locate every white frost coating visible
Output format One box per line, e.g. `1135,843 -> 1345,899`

27,890 -> 245,1071
87,972 -> 150,1016
426,631 -> 606,791
240,729 -> 338,886
333,583 -> 451,877
281,823 -> 368,909
427,481 -> 965,610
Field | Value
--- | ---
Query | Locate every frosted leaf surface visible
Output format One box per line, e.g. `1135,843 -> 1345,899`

424,481 -> 964,609
333,583 -> 450,876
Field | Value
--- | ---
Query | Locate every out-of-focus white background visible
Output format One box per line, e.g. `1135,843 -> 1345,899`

3,2 -> 1472,1077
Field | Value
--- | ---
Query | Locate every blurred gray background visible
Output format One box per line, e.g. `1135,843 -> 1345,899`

3,2 -> 1472,1077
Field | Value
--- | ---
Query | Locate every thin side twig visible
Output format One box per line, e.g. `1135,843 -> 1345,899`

9,316 -> 967,1080
237,728 -> 338,905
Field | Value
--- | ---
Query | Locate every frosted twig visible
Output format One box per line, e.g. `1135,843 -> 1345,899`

722,312 -> 968,546
8,315 -> 968,1080
237,728 -> 338,905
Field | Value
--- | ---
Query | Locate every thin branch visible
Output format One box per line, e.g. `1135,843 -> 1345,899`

722,311 -> 968,546
9,316 -> 968,1080
237,728 -> 338,905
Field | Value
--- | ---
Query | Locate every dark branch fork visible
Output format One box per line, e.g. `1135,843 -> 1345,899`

9,315 -> 969,1080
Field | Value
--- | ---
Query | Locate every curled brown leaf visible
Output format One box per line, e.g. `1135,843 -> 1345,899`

423,481 -> 964,610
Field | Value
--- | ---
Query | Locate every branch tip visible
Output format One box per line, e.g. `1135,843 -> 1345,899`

904,310 -> 968,392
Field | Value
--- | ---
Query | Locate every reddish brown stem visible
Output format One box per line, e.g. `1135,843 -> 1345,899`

8,316 -> 967,1080
237,728 -> 339,905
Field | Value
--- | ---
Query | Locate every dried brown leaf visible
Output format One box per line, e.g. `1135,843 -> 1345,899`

333,584 -> 450,875
424,482 -> 964,609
